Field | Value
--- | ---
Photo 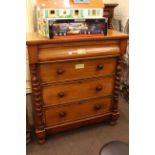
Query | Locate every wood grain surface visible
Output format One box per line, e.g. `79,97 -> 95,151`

39,58 -> 117,83
27,30 -> 128,144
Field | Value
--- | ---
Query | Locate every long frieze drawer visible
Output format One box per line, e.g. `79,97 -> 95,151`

38,42 -> 120,62
38,58 -> 117,83
44,97 -> 112,127
42,76 -> 114,106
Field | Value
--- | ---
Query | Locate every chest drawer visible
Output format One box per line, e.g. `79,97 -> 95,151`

44,97 -> 112,127
39,58 -> 116,83
42,76 -> 114,106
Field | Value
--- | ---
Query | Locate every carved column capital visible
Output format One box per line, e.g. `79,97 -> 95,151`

111,57 -> 123,113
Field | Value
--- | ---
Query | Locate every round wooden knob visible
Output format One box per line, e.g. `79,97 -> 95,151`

96,85 -> 103,92
94,104 -> 102,110
97,64 -> 104,70
59,112 -> 66,118
56,68 -> 64,75
58,92 -> 65,98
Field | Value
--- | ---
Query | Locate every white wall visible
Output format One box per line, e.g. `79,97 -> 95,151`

26,0 -> 36,32
111,0 -> 129,30
26,0 -> 36,93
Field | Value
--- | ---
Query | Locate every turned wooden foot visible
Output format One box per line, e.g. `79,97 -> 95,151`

109,112 -> 119,126
38,138 -> 46,144
36,129 -> 46,144
109,120 -> 117,126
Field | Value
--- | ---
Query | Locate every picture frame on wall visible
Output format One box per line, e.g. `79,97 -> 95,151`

73,0 -> 89,3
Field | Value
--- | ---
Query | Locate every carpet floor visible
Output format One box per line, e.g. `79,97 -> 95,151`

26,97 -> 129,155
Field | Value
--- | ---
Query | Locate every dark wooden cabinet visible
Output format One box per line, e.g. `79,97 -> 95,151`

104,3 -> 119,28
26,30 -> 128,144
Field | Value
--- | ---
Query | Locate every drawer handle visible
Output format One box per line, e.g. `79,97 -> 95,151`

58,92 -> 65,98
59,112 -> 66,118
97,64 -> 104,70
56,68 -> 64,75
96,85 -> 103,92
94,104 -> 102,110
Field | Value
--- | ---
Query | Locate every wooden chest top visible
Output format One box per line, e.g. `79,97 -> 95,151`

26,30 -> 128,45
26,30 -> 128,64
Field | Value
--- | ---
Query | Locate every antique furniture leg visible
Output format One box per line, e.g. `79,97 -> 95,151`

110,57 -> 122,126
30,64 -> 46,144
36,129 -> 46,144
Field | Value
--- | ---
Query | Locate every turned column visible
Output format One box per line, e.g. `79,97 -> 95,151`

30,64 -> 46,144
110,57 -> 122,125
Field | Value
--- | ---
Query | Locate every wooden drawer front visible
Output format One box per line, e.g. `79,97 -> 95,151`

39,58 -> 116,83
44,97 -> 112,127
42,76 -> 114,105
38,42 -> 120,62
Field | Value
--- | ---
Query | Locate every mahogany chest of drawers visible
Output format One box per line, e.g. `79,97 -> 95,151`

26,30 -> 128,144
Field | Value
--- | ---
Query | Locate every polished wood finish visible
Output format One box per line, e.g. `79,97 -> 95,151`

30,64 -> 45,144
27,30 -> 128,144
44,97 -> 112,127
42,76 -> 114,106
110,57 -> 122,125
38,58 -> 117,83
26,30 -> 128,45
104,3 -> 119,29
38,43 -> 120,62
46,113 -> 111,134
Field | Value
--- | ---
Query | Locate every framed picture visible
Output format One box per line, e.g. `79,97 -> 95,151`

73,0 -> 89,3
